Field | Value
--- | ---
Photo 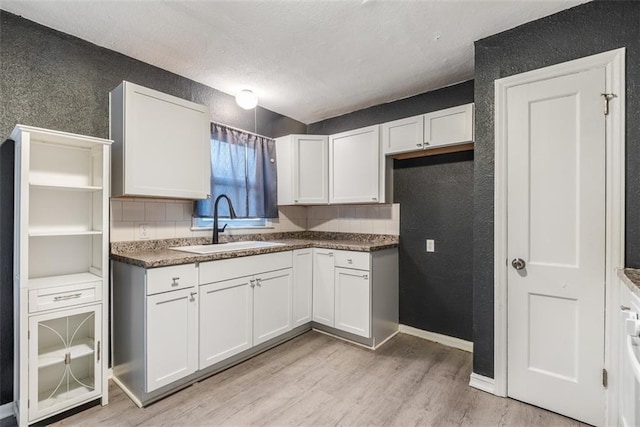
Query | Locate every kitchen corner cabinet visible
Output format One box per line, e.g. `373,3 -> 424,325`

312,248 -> 399,347
382,103 -> 474,155
109,81 -> 211,199
292,249 -> 313,327
276,134 -> 329,205
329,125 -> 385,204
9,125 -> 111,426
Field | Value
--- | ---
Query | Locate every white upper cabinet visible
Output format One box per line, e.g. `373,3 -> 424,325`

423,103 -> 474,148
276,134 -> 328,205
381,114 -> 424,155
110,81 -> 211,199
381,103 -> 474,155
329,125 -> 383,204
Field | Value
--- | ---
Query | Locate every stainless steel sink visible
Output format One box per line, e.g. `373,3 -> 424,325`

169,241 -> 286,254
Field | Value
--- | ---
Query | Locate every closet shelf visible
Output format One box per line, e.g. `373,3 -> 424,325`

38,338 -> 94,369
30,183 -> 102,192
28,272 -> 102,290
29,230 -> 102,237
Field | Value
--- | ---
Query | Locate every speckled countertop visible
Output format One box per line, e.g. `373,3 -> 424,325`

619,268 -> 640,297
111,231 -> 399,268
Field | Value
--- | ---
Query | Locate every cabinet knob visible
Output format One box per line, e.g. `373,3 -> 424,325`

294,200 -> 299,203
424,141 -> 430,146
371,197 -> 377,201
171,277 -> 180,286
416,143 -> 423,147
190,291 -> 197,301
362,275 -> 369,280
256,278 -> 262,287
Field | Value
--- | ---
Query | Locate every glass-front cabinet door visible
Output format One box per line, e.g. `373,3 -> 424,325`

28,304 -> 102,422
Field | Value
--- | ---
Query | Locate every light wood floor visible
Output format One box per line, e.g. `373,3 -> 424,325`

41,331 -> 585,426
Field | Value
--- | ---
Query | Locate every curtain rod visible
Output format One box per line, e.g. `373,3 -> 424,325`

212,119 -> 274,141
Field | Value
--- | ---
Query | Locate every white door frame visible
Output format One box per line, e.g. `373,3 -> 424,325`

493,48 -> 625,424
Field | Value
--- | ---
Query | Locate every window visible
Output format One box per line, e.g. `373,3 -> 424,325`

193,123 -> 278,229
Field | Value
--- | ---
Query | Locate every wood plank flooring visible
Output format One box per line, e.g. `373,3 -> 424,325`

40,332 -> 585,426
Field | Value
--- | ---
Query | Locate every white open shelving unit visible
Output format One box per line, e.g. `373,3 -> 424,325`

11,125 -> 111,426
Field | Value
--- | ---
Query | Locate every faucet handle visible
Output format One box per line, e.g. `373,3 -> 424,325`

218,223 -> 228,233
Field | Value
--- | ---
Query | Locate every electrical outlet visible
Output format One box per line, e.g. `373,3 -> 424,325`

426,239 -> 435,253
139,223 -> 151,240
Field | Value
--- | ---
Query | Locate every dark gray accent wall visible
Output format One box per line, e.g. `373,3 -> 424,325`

308,81 -> 475,341
0,10 -> 306,406
473,0 -> 640,378
394,152 -> 474,340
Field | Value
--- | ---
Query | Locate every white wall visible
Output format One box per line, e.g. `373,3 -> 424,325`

110,199 -> 399,242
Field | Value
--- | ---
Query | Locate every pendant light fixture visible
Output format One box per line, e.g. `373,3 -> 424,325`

235,89 -> 258,110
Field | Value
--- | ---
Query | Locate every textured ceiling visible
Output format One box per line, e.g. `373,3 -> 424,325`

1,0 -> 588,124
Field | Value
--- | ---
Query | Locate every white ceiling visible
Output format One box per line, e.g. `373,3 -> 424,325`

2,0 -> 588,124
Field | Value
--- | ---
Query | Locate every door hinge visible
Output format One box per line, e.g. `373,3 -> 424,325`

602,368 -> 608,388
601,93 -> 615,116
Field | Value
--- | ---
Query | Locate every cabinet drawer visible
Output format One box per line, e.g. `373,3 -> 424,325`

334,251 -> 370,270
200,251 -> 292,285
146,264 -> 197,295
29,281 -> 102,313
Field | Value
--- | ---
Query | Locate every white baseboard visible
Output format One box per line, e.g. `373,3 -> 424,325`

0,402 -> 14,420
469,372 -> 496,394
399,325 -> 473,353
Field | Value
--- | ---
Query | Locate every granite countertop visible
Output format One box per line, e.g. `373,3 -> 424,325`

111,231 -> 399,268
619,268 -> 640,297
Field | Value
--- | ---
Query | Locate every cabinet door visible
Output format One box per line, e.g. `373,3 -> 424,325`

254,269 -> 293,345
294,135 -> 329,204
121,82 -> 210,199
329,125 -> 381,204
28,305 -> 102,422
199,277 -> 253,369
334,267 -> 371,338
424,103 -> 474,148
292,249 -> 313,327
146,287 -> 198,392
312,249 -> 335,327
382,115 -> 424,155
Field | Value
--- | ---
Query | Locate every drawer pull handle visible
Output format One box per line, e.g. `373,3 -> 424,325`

97,341 -> 101,362
347,259 -> 353,264
190,291 -> 197,301
172,277 -> 180,286
256,278 -> 262,287
362,275 -> 369,280
53,293 -> 82,302
328,253 -> 334,258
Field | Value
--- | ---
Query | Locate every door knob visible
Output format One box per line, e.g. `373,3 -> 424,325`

511,258 -> 526,270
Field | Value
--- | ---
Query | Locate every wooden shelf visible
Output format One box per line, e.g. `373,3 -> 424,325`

392,142 -> 474,160
38,338 -> 94,369
30,183 -> 102,192
29,230 -> 102,237
28,272 -> 102,289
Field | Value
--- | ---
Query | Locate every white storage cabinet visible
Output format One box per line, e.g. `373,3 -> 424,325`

292,248 -> 313,327
329,125 -> 384,204
312,248 -> 399,347
109,81 -> 211,199
9,125 -> 111,426
276,135 -> 329,205
382,103 -> 474,155
198,252 -> 293,369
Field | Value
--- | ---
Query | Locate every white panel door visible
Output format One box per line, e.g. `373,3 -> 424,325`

292,249 -> 313,327
199,277 -> 253,369
294,135 -> 329,204
125,83 -> 210,199
506,67 -> 606,426
253,269 -> 293,345
146,287 -> 198,392
424,103 -> 473,148
312,249 -> 335,327
381,114 -> 424,155
329,125 -> 380,204
334,267 -> 371,338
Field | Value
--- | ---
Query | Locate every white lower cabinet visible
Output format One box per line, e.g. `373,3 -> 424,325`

199,277 -> 253,369
146,287 -> 198,392
292,249 -> 313,327
253,269 -> 293,345
334,267 -> 371,338
312,249 -> 335,327
28,304 -> 103,422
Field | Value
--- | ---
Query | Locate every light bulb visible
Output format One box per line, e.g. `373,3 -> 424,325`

235,89 -> 258,110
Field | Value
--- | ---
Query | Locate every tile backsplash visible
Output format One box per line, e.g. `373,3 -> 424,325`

110,199 -> 399,242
